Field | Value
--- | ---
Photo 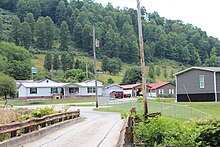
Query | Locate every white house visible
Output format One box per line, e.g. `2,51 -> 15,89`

18,79 -> 104,100
103,83 -> 124,97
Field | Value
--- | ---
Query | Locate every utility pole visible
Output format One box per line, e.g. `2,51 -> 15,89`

86,62 -> 88,78
137,0 -> 148,116
93,26 -> 98,108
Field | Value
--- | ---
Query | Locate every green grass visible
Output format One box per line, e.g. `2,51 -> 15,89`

97,100 -> 220,120
0,98 -> 95,106
98,74 -> 123,84
176,102 -> 220,116
31,54 -> 46,70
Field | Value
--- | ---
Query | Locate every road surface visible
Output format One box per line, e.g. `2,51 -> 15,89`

19,106 -> 123,147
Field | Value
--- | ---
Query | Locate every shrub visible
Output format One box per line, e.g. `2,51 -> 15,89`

194,117 -> 220,146
135,116 -> 199,146
30,107 -> 58,118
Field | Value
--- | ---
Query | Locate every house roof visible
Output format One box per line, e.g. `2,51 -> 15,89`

36,78 -> 60,83
104,83 -> 123,88
76,82 -> 103,87
147,82 -> 170,89
121,83 -> 141,89
19,81 -> 104,88
20,83 -> 74,88
175,67 -> 220,76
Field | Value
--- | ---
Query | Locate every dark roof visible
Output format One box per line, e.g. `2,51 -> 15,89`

175,67 -> 220,76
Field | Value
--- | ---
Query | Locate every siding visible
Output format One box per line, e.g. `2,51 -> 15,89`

216,72 -> 220,93
177,69 -> 214,94
19,85 -> 27,97
104,86 -> 123,97
79,87 -> 103,96
156,84 -> 176,96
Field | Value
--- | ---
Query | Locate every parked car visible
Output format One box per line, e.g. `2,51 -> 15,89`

123,93 -> 131,98
110,91 -> 123,98
110,91 -> 131,98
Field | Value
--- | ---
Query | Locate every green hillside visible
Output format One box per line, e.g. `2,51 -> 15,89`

31,54 -> 184,84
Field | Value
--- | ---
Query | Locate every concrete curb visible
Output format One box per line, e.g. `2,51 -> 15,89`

0,117 -> 85,147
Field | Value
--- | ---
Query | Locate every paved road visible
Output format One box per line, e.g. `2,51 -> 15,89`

19,105 -> 123,147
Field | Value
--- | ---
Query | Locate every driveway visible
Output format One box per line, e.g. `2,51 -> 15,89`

18,105 -> 124,147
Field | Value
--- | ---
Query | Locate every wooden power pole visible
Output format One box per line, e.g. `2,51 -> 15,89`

93,26 -> 98,108
136,0 -> 148,116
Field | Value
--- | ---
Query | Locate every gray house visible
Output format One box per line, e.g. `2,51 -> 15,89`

175,67 -> 220,102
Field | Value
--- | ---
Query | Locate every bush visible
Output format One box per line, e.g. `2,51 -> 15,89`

194,117 -> 220,146
135,116 -> 200,146
21,107 -> 59,120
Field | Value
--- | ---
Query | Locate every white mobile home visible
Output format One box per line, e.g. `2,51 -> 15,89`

18,81 -> 103,100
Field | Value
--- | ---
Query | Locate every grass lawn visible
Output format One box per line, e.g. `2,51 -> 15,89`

176,102 -> 220,116
0,98 -> 95,106
97,99 -> 220,120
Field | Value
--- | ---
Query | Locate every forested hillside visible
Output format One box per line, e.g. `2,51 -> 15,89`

1,0 -> 220,66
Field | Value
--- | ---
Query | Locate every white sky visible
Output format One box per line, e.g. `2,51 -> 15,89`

95,0 -> 220,40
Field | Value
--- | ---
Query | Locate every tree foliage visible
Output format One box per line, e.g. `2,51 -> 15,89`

1,0 -> 220,67
0,72 -> 16,99
122,66 -> 142,84
0,42 -> 31,79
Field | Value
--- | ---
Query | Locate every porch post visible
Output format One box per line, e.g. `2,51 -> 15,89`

63,87 -> 66,98
214,72 -> 217,102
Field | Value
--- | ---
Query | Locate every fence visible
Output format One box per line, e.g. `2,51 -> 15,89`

109,100 -> 210,120
0,110 -> 80,139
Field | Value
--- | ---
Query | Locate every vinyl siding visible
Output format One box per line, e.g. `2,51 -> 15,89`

216,72 -> 220,93
156,84 -> 176,96
177,69 -> 214,94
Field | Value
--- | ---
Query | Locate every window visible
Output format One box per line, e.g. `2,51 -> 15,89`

30,88 -> 37,94
87,87 -> 96,93
51,88 -> 58,94
158,89 -> 164,94
69,87 -> 79,94
200,75 -> 205,88
169,89 -> 174,94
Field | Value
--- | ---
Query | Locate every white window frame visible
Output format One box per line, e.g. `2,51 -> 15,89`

30,88 -> 37,94
200,75 -> 205,88
51,88 -> 58,94
69,87 -> 79,94
87,87 -> 96,93
168,89 -> 174,94
158,89 -> 164,94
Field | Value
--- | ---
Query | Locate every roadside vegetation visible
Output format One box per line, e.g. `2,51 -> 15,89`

0,97 -> 95,106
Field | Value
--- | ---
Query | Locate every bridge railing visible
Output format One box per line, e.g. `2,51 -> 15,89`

0,109 -> 80,139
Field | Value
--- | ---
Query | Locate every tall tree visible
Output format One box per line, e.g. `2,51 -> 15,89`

73,22 -> 83,48
66,53 -> 74,70
44,16 -> 55,49
25,13 -> 35,31
35,17 -> 46,49
26,0 -> 41,19
16,0 -> 27,21
55,0 -> 66,26
19,22 -> 32,49
81,23 -> 92,52
44,52 -> 53,71
0,18 -> 3,41
148,65 -> 155,82
155,67 -> 161,77
61,53 -> 67,71
53,54 -> 60,71
10,16 -> 21,45
59,21 -> 70,51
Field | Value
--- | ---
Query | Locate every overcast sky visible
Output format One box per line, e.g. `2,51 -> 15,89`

95,0 -> 220,40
